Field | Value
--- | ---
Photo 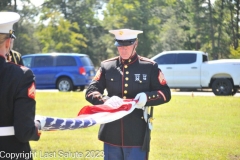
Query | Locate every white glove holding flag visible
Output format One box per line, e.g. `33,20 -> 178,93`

35,120 -> 41,130
35,115 -> 46,130
104,96 -> 123,109
134,92 -> 147,109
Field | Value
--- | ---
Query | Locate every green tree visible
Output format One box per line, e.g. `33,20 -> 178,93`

158,1 -> 190,51
0,0 -> 41,55
0,0 -> 12,11
2,0 -> 239,62
229,42 -> 240,58
39,0 -> 105,65
227,0 -> 239,51
36,14 -> 87,53
102,0 -> 166,58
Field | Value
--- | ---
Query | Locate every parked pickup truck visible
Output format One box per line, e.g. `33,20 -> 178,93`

151,50 -> 240,96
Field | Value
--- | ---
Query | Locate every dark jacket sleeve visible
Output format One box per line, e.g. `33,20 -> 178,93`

144,63 -> 171,106
85,66 -> 106,105
13,69 -> 40,142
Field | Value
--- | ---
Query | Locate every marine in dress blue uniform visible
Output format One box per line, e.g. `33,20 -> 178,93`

85,29 -> 171,160
0,12 -> 41,160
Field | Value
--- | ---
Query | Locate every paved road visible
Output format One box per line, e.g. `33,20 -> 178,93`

36,89 -> 240,97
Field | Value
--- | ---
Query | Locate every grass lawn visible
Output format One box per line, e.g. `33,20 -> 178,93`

30,92 -> 240,160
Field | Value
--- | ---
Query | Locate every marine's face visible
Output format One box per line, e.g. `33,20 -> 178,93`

117,41 -> 137,60
0,34 -> 11,56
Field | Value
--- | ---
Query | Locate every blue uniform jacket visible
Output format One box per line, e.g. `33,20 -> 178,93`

0,56 -> 40,159
86,53 -> 171,146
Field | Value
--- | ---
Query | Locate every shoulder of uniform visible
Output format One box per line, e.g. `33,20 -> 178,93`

19,65 -> 32,75
102,56 -> 119,63
16,63 -> 29,70
139,56 -> 156,64
7,62 -> 30,74
20,65 -> 29,71
12,62 -> 30,71
8,61 -> 19,66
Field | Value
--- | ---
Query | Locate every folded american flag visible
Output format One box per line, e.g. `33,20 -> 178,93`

35,96 -> 136,131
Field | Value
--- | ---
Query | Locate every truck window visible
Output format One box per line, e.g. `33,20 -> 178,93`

56,56 -> 76,66
33,56 -> 54,67
154,53 -> 176,65
176,53 -> 196,64
202,55 -> 208,62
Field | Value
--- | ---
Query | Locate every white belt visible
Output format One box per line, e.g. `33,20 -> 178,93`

0,126 -> 15,136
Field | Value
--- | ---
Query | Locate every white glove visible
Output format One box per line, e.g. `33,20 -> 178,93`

104,96 -> 123,109
134,92 -> 147,109
35,115 -> 46,130
35,120 -> 41,130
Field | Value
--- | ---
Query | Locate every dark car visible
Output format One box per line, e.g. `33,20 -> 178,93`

22,53 -> 95,91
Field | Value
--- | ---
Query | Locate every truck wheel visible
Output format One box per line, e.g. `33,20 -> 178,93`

57,77 -> 73,92
212,79 -> 233,96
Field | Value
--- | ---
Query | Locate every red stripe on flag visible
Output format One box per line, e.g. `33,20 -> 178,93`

77,101 -> 133,116
78,99 -> 133,116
